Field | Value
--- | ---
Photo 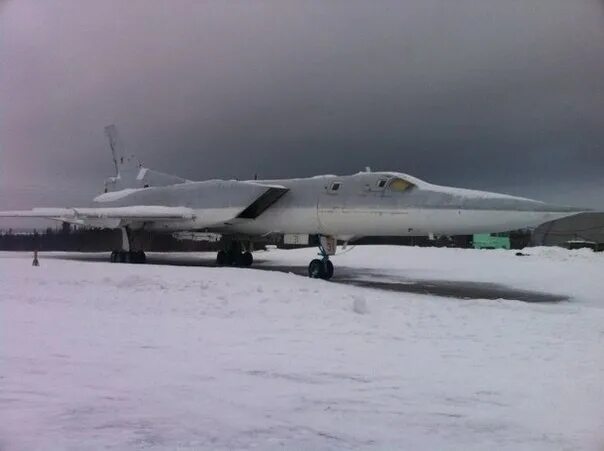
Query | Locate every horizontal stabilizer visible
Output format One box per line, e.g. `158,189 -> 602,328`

0,206 -> 195,221
0,208 -> 75,218
1,180 -> 289,229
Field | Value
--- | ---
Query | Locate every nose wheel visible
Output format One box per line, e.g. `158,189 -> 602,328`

308,258 -> 334,280
308,235 -> 336,280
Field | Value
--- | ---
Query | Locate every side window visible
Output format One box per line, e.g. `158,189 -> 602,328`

329,181 -> 342,192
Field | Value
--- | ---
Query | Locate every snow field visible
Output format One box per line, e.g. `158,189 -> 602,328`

1,246 -> 603,450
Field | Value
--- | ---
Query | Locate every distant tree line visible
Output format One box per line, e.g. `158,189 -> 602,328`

351,231 -> 531,249
0,224 -> 221,252
0,224 -> 532,252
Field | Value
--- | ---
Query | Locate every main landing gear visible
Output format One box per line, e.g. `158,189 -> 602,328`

308,235 -> 336,280
110,250 -> 146,264
216,241 -> 254,267
109,227 -> 147,264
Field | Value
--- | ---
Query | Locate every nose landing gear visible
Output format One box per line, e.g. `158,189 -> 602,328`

308,235 -> 336,280
308,258 -> 334,280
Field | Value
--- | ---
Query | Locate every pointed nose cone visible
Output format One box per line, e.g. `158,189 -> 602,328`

515,199 -> 587,225
460,191 -> 589,230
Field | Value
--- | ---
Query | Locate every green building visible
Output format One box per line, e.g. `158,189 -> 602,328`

472,233 -> 511,250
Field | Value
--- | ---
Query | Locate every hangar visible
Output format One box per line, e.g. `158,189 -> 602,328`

532,212 -> 604,250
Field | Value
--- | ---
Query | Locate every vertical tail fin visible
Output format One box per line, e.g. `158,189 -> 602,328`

104,125 -> 140,176
102,124 -> 188,193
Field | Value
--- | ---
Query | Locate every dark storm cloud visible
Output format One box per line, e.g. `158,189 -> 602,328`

1,0 -> 603,217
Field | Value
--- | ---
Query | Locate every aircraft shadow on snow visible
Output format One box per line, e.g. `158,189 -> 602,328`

46,253 -> 568,304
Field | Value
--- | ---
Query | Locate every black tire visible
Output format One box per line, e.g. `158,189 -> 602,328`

133,251 -> 146,264
241,251 -> 253,267
323,260 -> 334,280
119,251 -> 128,263
216,250 -> 227,266
308,259 -> 325,278
227,249 -> 240,266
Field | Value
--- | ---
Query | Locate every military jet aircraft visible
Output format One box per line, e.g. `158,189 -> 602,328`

0,126 -> 586,279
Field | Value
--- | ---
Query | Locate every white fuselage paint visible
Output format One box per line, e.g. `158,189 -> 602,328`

212,172 -> 584,237
87,171 -> 585,238
225,206 -> 572,237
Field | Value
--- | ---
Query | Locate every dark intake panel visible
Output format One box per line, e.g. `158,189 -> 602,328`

237,187 -> 289,219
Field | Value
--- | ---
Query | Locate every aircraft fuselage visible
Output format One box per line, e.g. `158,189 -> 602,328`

92,171 -> 584,238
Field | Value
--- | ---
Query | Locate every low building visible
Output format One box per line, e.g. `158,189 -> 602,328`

472,233 -> 511,250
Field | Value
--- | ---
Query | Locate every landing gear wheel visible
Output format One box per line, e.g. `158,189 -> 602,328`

323,260 -> 334,280
226,249 -> 240,266
110,251 -> 118,263
308,259 -> 334,280
309,259 -> 325,279
133,251 -> 146,264
216,250 -> 227,266
241,251 -> 253,267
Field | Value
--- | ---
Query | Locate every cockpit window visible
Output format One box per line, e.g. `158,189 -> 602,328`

330,182 -> 341,192
377,179 -> 387,188
388,178 -> 414,192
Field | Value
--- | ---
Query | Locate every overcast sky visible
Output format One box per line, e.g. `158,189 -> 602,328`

1,0 -> 603,226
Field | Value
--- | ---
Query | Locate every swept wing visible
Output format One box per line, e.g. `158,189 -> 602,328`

0,182 -> 289,228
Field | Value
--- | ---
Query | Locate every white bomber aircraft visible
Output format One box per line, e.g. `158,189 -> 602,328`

0,126 -> 586,279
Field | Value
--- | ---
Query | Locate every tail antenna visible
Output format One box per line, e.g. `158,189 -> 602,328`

104,124 -> 139,175
104,125 -> 120,175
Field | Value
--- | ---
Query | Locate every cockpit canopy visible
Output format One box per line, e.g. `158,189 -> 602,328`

372,175 -> 415,192
388,177 -> 415,192
331,173 -> 418,194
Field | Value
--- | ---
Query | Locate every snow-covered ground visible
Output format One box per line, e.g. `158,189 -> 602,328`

1,246 -> 603,450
